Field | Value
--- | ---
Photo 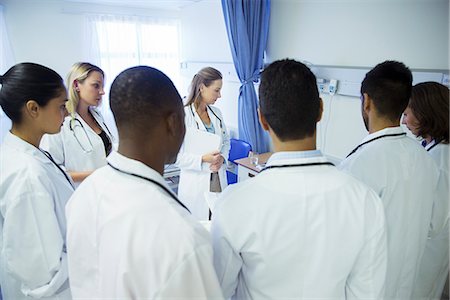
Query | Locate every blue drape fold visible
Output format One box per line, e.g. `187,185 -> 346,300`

221,0 -> 271,153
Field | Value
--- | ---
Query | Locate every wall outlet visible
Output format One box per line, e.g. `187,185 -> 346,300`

328,79 -> 338,95
317,78 -> 327,94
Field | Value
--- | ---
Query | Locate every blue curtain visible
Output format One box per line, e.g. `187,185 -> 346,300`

221,0 -> 270,153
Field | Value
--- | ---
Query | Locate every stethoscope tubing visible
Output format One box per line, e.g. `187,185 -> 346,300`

107,162 -> 190,213
346,133 -> 407,158
189,104 -> 224,133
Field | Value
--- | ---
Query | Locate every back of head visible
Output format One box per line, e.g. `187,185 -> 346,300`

361,60 -> 412,121
66,62 -> 104,115
110,65 -> 182,133
0,62 -> 64,123
185,67 -> 222,106
259,59 -> 320,141
410,81 -> 449,143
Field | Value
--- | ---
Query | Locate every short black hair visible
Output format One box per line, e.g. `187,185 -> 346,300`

361,60 -> 412,121
259,59 -> 320,141
110,66 -> 182,130
0,62 -> 64,123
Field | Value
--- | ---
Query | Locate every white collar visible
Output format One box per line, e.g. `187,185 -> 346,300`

361,126 -> 405,144
106,151 -> 176,198
265,151 -> 331,169
3,131 -> 52,165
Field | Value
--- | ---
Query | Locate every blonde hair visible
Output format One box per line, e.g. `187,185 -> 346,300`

185,67 -> 222,107
66,62 -> 104,117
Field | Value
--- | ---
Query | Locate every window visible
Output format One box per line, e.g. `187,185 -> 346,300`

86,14 -> 181,110
84,14 -> 181,138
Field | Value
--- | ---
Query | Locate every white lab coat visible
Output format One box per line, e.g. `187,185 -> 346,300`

177,104 -> 230,220
211,152 -> 387,299
339,126 -> 441,300
66,151 -> 224,299
0,132 -> 73,300
41,107 -> 114,187
412,142 -> 449,299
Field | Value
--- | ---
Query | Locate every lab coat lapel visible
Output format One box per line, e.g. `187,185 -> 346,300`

4,132 -> 75,190
191,104 -> 207,132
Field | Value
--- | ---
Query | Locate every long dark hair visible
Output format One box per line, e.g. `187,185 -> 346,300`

185,67 -> 222,107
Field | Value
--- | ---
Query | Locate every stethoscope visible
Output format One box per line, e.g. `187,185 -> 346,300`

345,133 -> 407,158
69,111 -> 114,154
107,162 -> 190,213
40,149 -> 75,190
190,104 -> 225,134
261,161 -> 335,172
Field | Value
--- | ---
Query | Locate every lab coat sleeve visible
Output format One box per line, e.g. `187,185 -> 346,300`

40,132 -> 66,169
211,201 -> 243,299
155,244 -> 224,299
346,190 -> 387,300
2,177 -> 69,298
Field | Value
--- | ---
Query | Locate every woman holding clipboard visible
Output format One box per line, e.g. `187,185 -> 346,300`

177,67 -> 230,220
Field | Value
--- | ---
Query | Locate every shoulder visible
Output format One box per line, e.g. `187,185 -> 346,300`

1,152 -> 55,197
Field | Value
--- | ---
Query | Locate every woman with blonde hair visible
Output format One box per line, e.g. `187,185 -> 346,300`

177,67 -> 230,220
41,62 -> 114,186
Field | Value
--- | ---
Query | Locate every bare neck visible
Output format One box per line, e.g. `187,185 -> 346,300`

271,130 -> 317,153
77,102 -> 92,119
11,122 -> 42,148
194,101 -> 207,113
368,117 -> 400,134
117,135 -> 165,176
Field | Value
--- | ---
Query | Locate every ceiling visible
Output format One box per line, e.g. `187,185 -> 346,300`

63,0 -> 204,10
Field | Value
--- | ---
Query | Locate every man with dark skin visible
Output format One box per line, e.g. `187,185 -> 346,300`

66,66 -> 224,299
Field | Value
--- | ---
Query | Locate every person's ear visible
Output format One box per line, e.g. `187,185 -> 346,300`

166,111 -> 178,137
317,98 -> 324,122
73,80 -> 80,92
258,108 -> 270,131
362,93 -> 371,113
25,100 -> 40,119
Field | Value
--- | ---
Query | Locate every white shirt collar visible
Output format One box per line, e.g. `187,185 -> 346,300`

106,151 -> 176,198
362,126 -> 405,144
3,131 -> 52,164
265,150 -> 331,168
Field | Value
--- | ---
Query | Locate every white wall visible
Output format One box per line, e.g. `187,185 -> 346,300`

268,0 -> 449,69
266,0 -> 449,159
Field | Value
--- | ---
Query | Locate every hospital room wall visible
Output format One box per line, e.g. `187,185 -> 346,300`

180,0 -> 449,159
